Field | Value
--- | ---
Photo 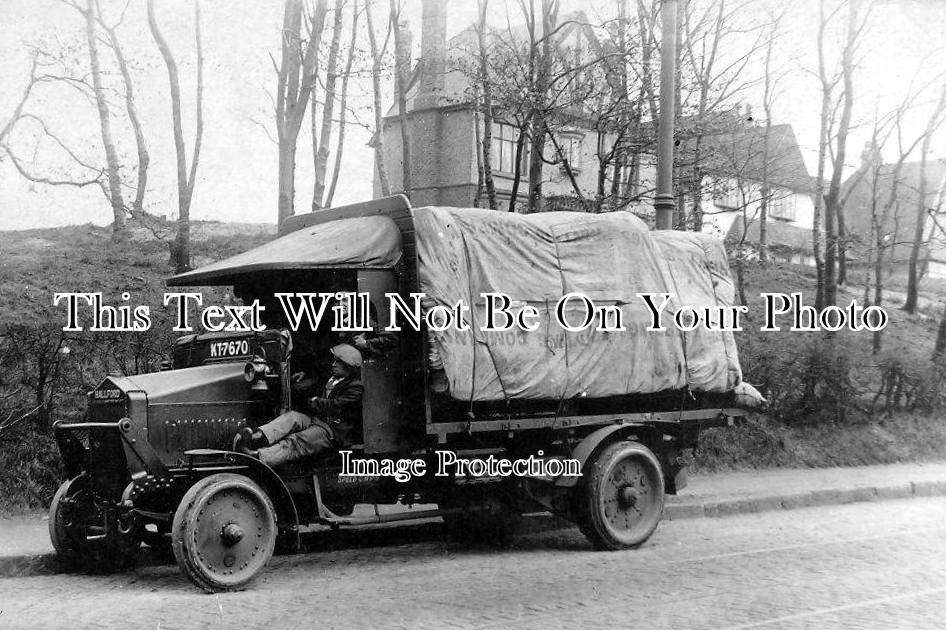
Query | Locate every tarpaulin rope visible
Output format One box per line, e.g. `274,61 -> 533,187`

457,230 -> 510,414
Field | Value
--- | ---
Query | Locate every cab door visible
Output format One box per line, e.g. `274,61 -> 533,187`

357,270 -> 406,453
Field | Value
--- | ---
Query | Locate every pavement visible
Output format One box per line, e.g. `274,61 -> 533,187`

4,461 -> 946,579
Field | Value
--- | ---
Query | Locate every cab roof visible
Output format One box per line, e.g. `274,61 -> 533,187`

167,214 -> 402,287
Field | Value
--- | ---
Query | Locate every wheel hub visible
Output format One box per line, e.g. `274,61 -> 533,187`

618,486 -> 638,509
221,522 -> 245,546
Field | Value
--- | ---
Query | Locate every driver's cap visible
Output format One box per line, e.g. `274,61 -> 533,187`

330,343 -> 363,368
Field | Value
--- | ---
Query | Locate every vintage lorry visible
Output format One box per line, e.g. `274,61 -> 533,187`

50,195 -> 751,592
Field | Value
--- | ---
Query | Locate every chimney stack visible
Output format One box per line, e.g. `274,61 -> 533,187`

417,0 -> 447,109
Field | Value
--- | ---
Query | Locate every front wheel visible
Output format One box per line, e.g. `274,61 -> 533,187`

171,473 -> 277,592
575,441 -> 665,550
49,475 -> 138,571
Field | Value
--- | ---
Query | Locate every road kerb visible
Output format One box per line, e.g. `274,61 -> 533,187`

662,480 -> 946,522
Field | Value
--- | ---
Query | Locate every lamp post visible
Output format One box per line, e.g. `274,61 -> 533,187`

654,0 -> 678,230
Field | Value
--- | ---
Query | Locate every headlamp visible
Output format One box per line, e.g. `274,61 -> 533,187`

243,358 -> 271,390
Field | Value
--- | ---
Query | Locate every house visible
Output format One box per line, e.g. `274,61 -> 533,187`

374,0 -> 817,264
681,123 -> 819,265
841,152 -> 946,278
373,0 -> 646,212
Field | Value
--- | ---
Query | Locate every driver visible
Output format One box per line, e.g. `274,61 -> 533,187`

234,344 -> 363,467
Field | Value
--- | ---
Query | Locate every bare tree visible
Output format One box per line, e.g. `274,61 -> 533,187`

811,0 -> 841,308
312,0 -> 345,210
275,0 -> 328,224
147,0 -> 204,273
525,0 -> 560,213
757,9 -> 788,262
365,0 -> 391,197
84,0 -> 127,238
865,106 -> 928,353
389,0 -> 412,196
904,81 -> 946,313
477,0 -> 498,210
677,0 -> 769,232
3,3 -> 154,240
93,0 -> 149,219
823,0 -> 866,305
932,175 -> 946,361
326,0 -> 361,208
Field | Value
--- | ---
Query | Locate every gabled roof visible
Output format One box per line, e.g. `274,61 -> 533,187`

843,159 -> 946,213
386,10 -> 593,116
680,123 -> 814,193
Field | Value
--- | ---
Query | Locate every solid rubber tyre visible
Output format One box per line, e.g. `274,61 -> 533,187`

575,441 -> 665,550
171,473 -> 277,592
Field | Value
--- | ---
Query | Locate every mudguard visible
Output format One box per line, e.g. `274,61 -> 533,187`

179,449 -> 301,550
555,423 -> 655,488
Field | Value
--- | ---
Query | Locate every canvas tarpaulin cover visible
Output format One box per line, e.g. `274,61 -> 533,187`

413,207 -> 742,401
651,230 -> 742,393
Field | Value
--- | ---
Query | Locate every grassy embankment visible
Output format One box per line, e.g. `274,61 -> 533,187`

694,260 -> 946,471
0,221 -> 273,512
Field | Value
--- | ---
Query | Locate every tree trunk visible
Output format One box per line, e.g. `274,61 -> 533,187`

525,0 -> 558,214
934,303 -> 946,361
822,0 -> 859,307
477,0 -> 497,210
313,0 -> 344,210
872,231 -> 884,355
905,84 -> 946,312
508,125 -> 527,212
759,12 -> 779,264
326,0 -> 359,209
94,1 -> 149,217
365,0 -> 390,197
525,122 -> 545,213
278,140 -> 298,224
276,1 -> 299,225
84,0 -> 126,239
473,99 -> 484,207
148,0 -> 203,274
276,0 -> 327,225
390,0 -> 412,196
812,111 -> 829,306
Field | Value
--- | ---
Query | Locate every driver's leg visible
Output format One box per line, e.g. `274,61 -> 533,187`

256,410 -> 313,446
258,422 -> 334,467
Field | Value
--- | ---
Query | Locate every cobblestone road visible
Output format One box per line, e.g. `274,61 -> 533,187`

2,497 -> 946,629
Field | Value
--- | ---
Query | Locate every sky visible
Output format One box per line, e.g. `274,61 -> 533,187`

0,0 -> 944,231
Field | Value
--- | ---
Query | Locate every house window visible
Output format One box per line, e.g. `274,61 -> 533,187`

559,134 -> 583,173
769,192 -> 796,221
490,122 -> 527,175
606,161 -> 639,198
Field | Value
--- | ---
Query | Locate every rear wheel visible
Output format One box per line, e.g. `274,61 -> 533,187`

575,441 -> 664,550
49,475 -> 138,571
171,473 -> 277,592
